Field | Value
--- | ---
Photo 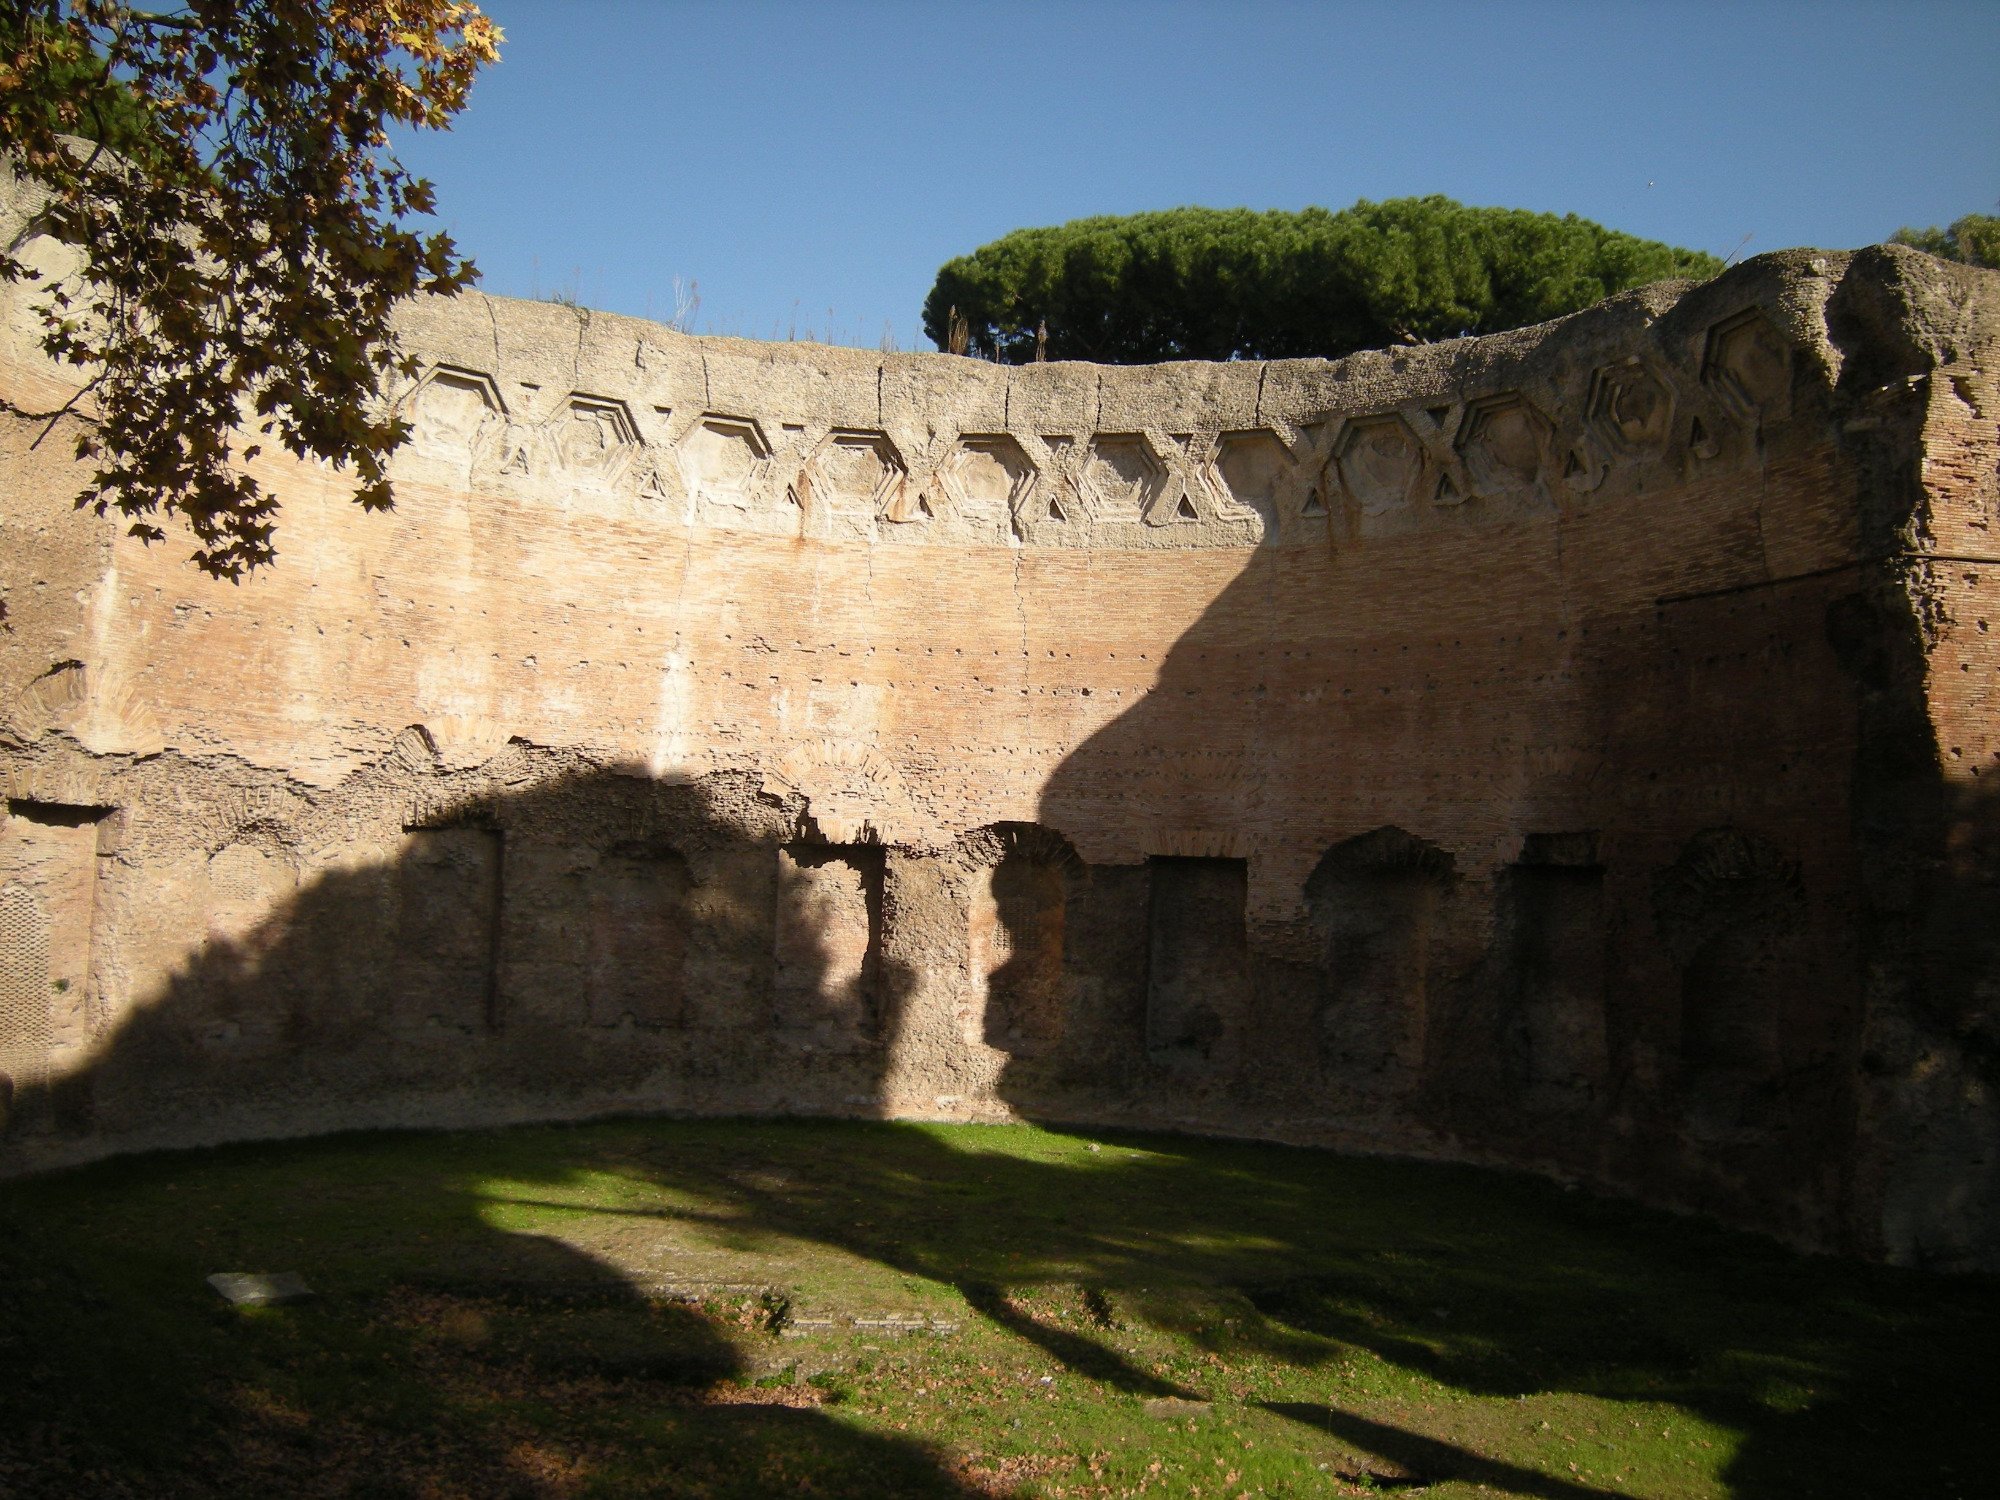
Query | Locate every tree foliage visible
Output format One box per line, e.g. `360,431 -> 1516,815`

0,1 -> 500,577
923,198 -> 1723,365
1889,213 -> 2000,271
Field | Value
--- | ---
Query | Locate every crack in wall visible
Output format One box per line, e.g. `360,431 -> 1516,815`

481,294 -> 502,380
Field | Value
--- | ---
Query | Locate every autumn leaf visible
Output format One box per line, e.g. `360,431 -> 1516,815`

0,0 -> 501,576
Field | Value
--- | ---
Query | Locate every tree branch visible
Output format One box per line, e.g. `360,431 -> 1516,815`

27,373 -> 104,449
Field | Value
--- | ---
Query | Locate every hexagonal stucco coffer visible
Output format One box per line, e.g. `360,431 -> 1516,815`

1334,417 -> 1424,514
1082,435 -> 1164,520
1702,310 -> 1793,421
818,430 -> 907,519
404,366 -> 506,453
678,414 -> 771,509
1586,361 -> 1675,457
951,435 -> 1035,531
555,395 -> 643,480
1456,394 -> 1551,494
1213,430 -> 1291,526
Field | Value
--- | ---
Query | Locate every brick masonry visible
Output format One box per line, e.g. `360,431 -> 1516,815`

1,223 -> 1996,1270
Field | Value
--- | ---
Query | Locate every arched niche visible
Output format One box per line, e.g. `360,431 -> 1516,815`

1146,855 -> 1250,1065
1653,828 -> 1803,1137
1498,833 -> 1609,1115
961,823 -> 1079,1058
1304,827 -> 1455,1083
585,840 -> 693,1030
774,841 -> 884,1051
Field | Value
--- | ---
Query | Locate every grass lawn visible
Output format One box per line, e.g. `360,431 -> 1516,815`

0,1117 -> 1991,1498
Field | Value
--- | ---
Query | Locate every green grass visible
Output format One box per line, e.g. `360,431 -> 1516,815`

0,1118 -> 1992,1498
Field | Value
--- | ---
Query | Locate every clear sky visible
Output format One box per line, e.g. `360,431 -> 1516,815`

391,0 -> 2000,351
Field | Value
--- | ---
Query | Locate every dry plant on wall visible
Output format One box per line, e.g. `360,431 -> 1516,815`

669,275 -> 700,334
0,0 -> 501,577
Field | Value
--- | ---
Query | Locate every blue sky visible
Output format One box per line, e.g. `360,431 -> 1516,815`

392,0 -> 2000,350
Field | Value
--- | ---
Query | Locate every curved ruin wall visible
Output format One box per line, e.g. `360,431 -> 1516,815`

3,219 -> 1998,1270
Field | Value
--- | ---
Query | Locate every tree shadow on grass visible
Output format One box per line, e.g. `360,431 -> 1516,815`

5,1112 -> 1996,1498
582,1119 -> 1999,1500
955,1279 -> 1196,1400
1264,1403 -> 1625,1499
0,1135 -> 997,1500
0,784 -> 1006,1500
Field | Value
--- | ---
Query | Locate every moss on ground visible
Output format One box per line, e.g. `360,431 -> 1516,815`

0,1119 -> 1992,1497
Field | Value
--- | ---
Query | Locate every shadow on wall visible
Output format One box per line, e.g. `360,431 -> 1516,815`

1009,530 -> 1963,1269
0,278 -> 1995,1495
0,258 -> 1994,1272
0,758 -> 934,1156
2,541 -> 1997,1270
1009,281 -> 2000,1269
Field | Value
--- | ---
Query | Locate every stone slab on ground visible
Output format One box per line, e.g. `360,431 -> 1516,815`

1143,1396 -> 1212,1421
206,1271 -> 313,1306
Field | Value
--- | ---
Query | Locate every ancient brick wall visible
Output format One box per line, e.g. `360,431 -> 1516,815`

2,229 -> 1995,1269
